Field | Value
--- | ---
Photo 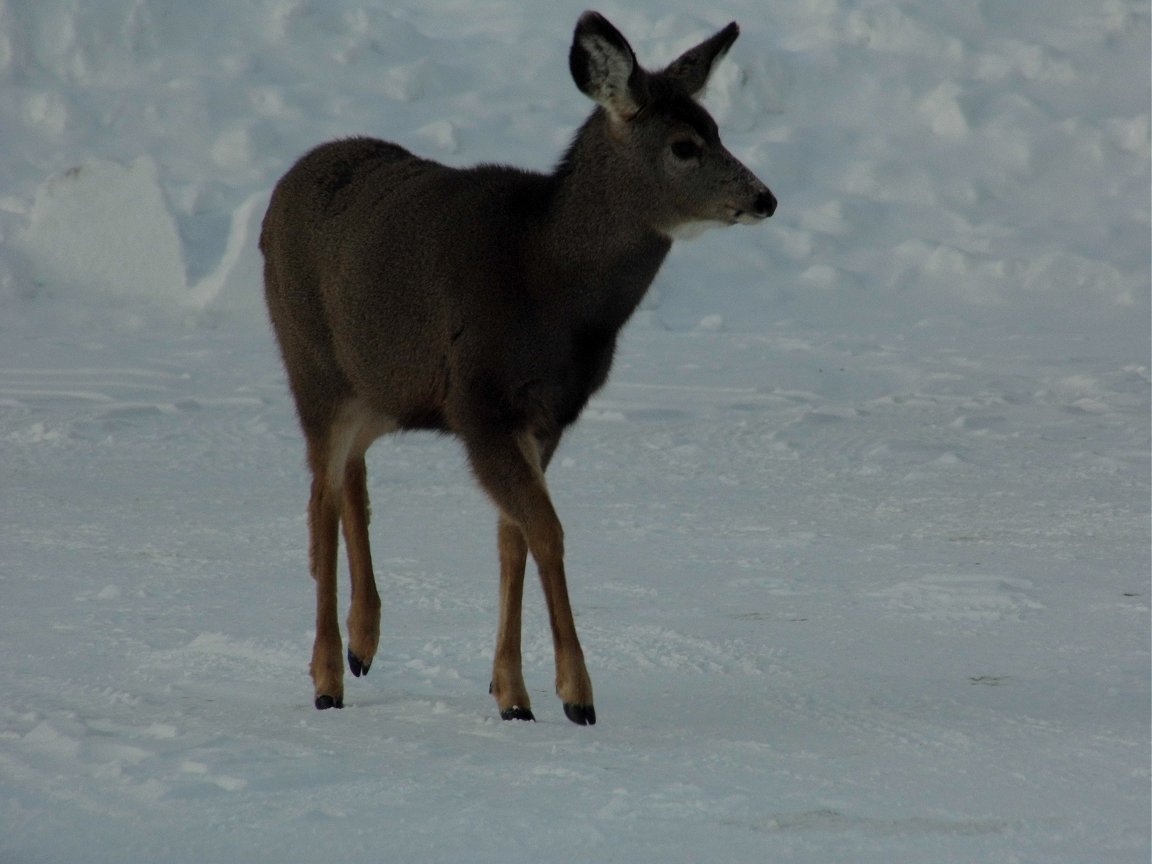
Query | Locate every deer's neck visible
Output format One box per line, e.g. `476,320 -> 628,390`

540,119 -> 671,330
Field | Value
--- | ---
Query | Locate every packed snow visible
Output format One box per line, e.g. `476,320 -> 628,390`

1,1 -> 1148,862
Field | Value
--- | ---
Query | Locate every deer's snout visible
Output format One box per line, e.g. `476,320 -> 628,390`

728,185 -> 777,225
754,189 -> 777,218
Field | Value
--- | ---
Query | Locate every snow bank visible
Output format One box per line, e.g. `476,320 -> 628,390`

0,0 -> 1145,333
13,155 -> 185,308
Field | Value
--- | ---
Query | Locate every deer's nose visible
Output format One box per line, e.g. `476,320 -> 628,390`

754,189 -> 777,218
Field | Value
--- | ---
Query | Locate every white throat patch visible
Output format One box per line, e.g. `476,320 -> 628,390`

664,220 -> 727,241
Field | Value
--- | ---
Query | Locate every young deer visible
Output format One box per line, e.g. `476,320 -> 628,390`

261,11 -> 775,725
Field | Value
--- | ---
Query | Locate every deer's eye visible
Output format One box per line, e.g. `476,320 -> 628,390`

669,140 -> 703,161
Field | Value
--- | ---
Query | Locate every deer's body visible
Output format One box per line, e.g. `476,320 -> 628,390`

261,12 -> 775,724
266,136 -> 669,439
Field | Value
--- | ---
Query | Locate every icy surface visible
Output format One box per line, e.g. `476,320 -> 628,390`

0,1 -> 1148,862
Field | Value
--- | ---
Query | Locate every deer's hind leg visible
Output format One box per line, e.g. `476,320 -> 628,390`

306,447 -> 344,710
307,402 -> 394,710
343,449 -> 382,678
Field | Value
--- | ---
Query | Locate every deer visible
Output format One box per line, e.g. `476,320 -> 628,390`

260,10 -> 776,726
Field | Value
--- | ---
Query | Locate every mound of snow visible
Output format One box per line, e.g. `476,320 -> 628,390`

13,155 -> 185,308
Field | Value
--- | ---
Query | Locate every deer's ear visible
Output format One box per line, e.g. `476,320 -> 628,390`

662,22 -> 739,97
570,12 -> 648,121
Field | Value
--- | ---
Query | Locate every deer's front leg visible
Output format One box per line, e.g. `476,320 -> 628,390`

468,429 -> 594,726
491,515 -> 533,721
529,516 -> 595,726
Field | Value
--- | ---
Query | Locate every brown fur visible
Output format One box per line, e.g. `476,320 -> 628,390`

260,11 -> 775,724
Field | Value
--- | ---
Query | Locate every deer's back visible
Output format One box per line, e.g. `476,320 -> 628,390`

262,137 -> 576,432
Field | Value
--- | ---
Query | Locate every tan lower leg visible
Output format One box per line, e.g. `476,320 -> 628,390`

343,457 -> 380,675
492,517 -> 531,717
309,477 -> 344,707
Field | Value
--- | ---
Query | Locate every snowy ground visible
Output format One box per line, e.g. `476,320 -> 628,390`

0,1 -> 1148,862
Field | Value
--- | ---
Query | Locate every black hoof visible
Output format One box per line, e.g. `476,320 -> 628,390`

563,703 -> 596,726
500,705 -> 536,722
315,694 -> 344,710
348,650 -> 371,678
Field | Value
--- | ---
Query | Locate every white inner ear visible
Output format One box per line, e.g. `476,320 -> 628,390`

580,35 -> 638,115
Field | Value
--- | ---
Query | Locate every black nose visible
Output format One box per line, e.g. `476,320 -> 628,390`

755,189 -> 778,218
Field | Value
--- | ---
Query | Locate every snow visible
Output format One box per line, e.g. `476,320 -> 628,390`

0,1 -> 1147,862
